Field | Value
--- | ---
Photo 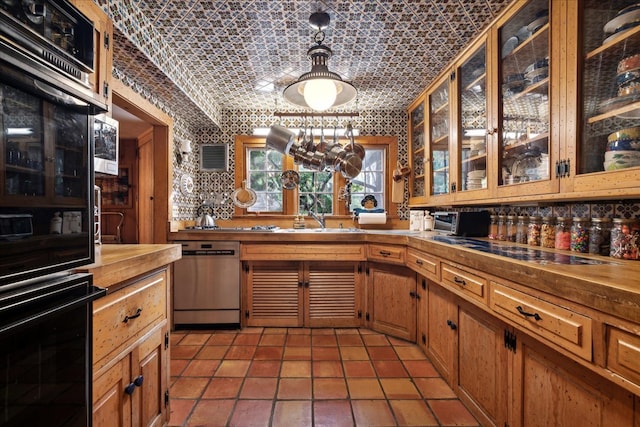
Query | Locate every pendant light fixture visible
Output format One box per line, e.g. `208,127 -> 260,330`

283,11 -> 357,112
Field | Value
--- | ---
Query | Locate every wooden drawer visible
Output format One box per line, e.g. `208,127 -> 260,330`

406,248 -> 439,281
490,281 -> 592,360
241,244 -> 365,261
441,262 -> 486,303
93,270 -> 167,363
367,244 -> 406,264
607,327 -> 640,387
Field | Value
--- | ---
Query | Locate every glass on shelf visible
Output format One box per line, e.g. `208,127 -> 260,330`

499,0 -> 550,187
459,42 -> 487,191
580,1 -> 640,176
409,101 -> 426,198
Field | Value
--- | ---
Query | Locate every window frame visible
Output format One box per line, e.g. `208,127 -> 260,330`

234,134 -> 398,218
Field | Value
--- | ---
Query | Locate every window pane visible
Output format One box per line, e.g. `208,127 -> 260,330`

299,168 -> 333,215
247,147 -> 283,213
350,147 -> 385,212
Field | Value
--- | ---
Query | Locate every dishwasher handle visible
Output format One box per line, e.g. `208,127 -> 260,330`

182,249 -> 237,256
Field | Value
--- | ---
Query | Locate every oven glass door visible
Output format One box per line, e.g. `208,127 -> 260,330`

0,76 -> 94,286
0,273 -> 104,427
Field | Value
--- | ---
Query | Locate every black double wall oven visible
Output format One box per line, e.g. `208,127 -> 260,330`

1,0 -> 107,425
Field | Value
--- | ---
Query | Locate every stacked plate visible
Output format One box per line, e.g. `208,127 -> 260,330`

466,169 -> 486,190
605,127 -> 640,170
469,139 -> 486,157
598,54 -> 640,114
603,3 -> 640,44
525,58 -> 549,85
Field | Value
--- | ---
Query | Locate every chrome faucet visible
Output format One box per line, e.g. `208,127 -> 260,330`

309,210 -> 325,229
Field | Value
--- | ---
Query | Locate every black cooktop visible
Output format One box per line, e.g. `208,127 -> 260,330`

430,235 -> 616,265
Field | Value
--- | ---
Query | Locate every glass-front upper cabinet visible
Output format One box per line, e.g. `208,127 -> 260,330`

455,39 -> 490,199
497,0 -> 555,196
570,0 -> 640,194
428,76 -> 451,198
408,96 -> 427,204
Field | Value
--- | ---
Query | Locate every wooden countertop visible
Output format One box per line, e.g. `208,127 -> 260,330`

75,244 -> 182,290
169,229 -> 640,324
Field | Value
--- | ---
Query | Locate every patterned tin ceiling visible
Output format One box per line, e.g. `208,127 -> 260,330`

111,0 -> 510,124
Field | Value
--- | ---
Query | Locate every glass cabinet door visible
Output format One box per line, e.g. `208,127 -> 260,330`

579,1 -> 640,180
457,42 -> 488,194
429,78 -> 450,196
409,99 -> 426,201
2,84 -> 46,198
498,0 -> 550,188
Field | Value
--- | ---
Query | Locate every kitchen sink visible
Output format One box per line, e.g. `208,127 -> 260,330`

274,228 -> 365,233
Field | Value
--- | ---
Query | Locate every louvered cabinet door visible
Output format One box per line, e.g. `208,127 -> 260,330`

245,261 -> 303,327
305,261 -> 364,328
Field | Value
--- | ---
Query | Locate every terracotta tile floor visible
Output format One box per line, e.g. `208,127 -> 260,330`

169,328 -> 479,427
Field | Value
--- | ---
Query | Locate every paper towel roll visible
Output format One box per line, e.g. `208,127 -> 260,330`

358,212 -> 387,225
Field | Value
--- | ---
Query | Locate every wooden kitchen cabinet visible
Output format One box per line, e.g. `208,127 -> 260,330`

70,0 -> 113,107
244,260 -> 364,328
366,262 -> 416,341
92,268 -> 170,427
514,333 -> 635,427
425,278 -> 456,383
408,95 -> 427,204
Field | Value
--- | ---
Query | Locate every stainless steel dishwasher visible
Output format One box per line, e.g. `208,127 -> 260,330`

173,241 -> 240,327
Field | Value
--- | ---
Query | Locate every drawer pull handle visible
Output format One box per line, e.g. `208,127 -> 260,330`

516,305 -> 542,321
379,250 -> 391,256
415,259 -> 423,265
453,276 -> 466,286
123,308 -> 143,323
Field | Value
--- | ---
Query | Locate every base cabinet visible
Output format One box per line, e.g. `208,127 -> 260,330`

366,262 -> 416,341
515,334 -> 635,427
92,268 -> 170,427
425,279 -> 456,384
244,261 -> 363,328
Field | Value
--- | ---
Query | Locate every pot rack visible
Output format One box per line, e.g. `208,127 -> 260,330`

273,111 -> 359,118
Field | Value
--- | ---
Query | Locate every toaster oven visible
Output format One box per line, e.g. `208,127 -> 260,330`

432,211 -> 490,237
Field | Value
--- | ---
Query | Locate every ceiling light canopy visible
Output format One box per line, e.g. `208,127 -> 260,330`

283,12 -> 357,112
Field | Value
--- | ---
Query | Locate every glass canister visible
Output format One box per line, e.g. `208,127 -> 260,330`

610,218 -> 639,260
488,215 -> 498,240
541,216 -> 556,248
497,215 -> 506,241
570,217 -> 590,253
589,217 -> 612,256
554,217 -> 571,250
505,215 -> 516,242
515,215 -> 528,244
527,216 -> 542,246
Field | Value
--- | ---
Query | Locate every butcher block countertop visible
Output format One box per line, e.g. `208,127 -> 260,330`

75,244 -> 181,291
169,228 -> 640,324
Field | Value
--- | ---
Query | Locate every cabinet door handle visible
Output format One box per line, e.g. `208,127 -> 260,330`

133,375 -> 144,387
409,291 -> 416,299
563,159 -> 570,177
516,305 -> 542,321
379,250 -> 391,256
123,307 -> 142,323
124,382 -> 136,395
453,276 -> 466,286
304,282 -> 309,288
446,319 -> 457,330
298,281 -> 304,287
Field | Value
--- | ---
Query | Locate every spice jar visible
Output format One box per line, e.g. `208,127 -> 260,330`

554,217 -> 571,250
610,218 -> 639,260
505,215 -> 517,242
488,215 -> 498,240
589,217 -> 612,256
541,216 -> 556,248
515,216 -> 528,244
570,217 -> 590,253
527,216 -> 542,246
497,215 -> 506,241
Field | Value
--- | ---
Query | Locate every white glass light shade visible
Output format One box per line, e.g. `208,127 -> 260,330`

303,79 -> 337,111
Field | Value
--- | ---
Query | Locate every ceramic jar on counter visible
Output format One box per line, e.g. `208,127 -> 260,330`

527,216 -> 542,246
515,216 -> 528,244
589,217 -> 612,256
541,216 -> 556,248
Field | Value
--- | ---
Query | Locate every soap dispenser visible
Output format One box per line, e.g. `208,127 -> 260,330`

424,211 -> 434,231
50,212 -> 62,234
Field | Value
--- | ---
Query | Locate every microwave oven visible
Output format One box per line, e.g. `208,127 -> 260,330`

94,114 -> 119,175
433,211 -> 490,237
